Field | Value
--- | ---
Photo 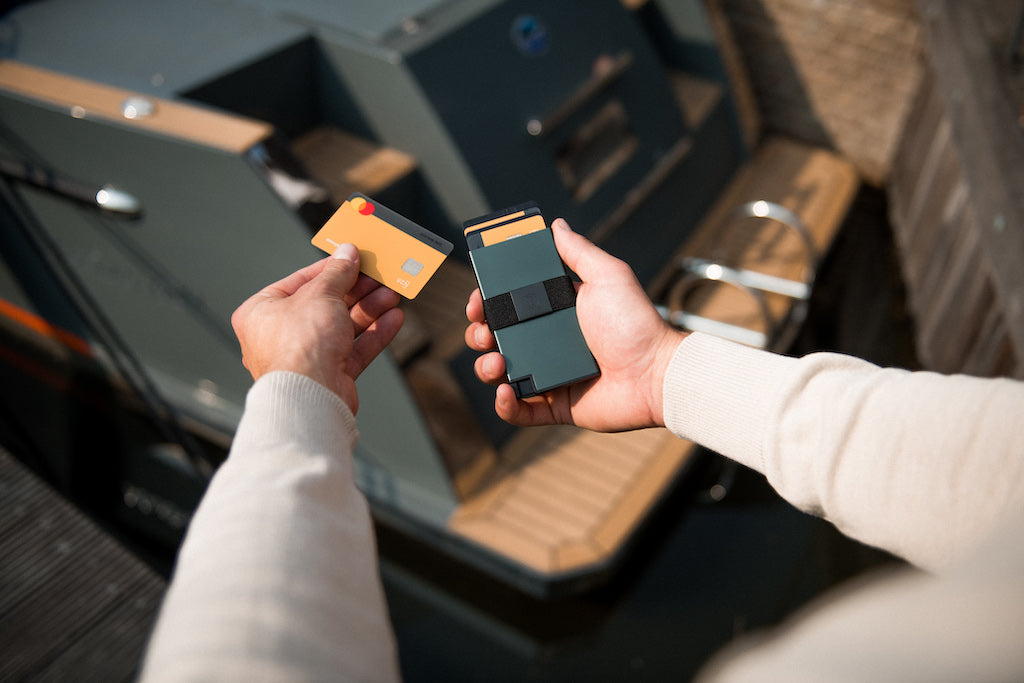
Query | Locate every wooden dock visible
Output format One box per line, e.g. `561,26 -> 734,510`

0,449 -> 164,681
888,0 -> 1024,379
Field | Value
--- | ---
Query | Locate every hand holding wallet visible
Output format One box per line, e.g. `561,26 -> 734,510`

464,202 -> 599,398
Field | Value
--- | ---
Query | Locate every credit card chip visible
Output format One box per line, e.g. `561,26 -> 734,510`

402,258 -> 424,276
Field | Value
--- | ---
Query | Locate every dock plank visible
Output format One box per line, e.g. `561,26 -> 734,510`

0,450 -> 164,682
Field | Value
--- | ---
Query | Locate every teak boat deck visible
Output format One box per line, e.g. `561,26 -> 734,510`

650,137 -> 861,349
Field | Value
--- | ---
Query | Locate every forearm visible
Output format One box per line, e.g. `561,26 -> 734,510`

663,333 -> 1024,570
140,372 -> 399,682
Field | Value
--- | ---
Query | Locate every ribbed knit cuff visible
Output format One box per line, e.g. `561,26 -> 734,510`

231,372 -> 359,460
662,332 -> 796,474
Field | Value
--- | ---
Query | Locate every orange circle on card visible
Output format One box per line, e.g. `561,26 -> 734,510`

351,196 -> 375,215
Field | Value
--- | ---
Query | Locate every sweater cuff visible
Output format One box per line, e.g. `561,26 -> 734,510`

662,333 -> 797,475
231,372 -> 359,459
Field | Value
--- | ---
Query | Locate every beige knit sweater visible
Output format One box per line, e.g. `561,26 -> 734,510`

141,333 -> 1024,681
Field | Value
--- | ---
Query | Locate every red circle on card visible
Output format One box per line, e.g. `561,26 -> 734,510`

358,201 -> 375,215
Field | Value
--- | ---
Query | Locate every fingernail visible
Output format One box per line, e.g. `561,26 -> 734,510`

332,243 -> 359,262
553,218 -> 571,231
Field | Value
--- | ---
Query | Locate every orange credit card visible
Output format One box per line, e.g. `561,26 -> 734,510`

311,193 -> 453,299
463,202 -> 547,248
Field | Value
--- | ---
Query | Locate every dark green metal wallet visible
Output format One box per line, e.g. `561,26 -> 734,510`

464,202 -> 600,399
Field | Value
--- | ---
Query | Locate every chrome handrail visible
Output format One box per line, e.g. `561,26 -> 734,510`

659,201 -> 819,351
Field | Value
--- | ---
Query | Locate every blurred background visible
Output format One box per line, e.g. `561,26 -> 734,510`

0,0 -> 1021,680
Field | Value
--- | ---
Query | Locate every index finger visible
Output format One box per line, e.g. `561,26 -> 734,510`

466,288 -> 485,324
345,272 -> 387,308
259,256 -> 332,300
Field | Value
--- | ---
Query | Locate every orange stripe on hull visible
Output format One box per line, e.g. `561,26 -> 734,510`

0,297 -> 92,357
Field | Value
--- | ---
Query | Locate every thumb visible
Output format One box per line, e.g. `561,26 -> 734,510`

550,218 -> 611,280
316,242 -> 362,299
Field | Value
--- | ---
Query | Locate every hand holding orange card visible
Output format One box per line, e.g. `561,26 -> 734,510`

311,193 -> 453,299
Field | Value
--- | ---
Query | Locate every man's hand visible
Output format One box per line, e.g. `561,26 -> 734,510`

465,218 -> 686,432
232,244 -> 403,413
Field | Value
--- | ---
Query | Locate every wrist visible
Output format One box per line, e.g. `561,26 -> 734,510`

644,328 -> 689,428
244,371 -> 359,452
258,354 -> 358,415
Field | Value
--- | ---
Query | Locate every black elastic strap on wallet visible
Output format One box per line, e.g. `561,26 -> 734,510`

482,275 -> 576,331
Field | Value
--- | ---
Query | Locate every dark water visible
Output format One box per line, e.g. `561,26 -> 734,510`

382,459 -> 897,682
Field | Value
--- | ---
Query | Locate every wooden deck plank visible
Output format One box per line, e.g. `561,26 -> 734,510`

450,516 -> 556,572
495,487 -> 596,533
555,540 -> 606,571
668,138 -> 858,264
889,1 -> 1024,378
490,506 -> 590,547
448,427 -> 693,576
291,126 -> 416,203
508,473 -> 615,518
0,450 -> 164,682
592,434 -> 691,553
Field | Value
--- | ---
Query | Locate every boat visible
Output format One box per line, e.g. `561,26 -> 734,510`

0,0 -> 758,596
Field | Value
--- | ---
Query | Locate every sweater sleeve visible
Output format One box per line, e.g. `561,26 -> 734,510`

662,332 -> 1024,570
139,372 -> 400,683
